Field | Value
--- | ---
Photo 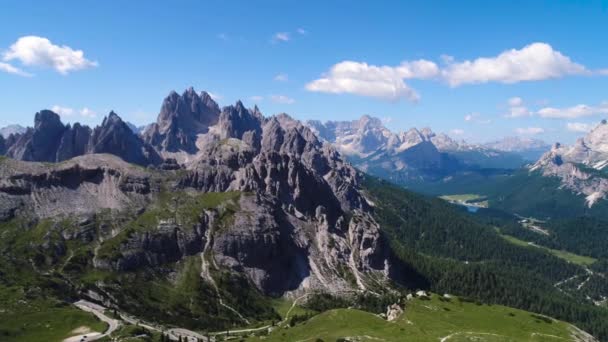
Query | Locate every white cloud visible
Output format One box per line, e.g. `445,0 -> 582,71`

52,105 -> 97,119
566,122 -> 593,133
442,42 -> 589,86
464,112 -> 491,124
508,97 -> 524,107
249,95 -> 264,102
516,127 -> 545,135
306,42 -> 606,102
464,113 -> 476,121
207,92 -> 222,101
3,36 -> 97,74
381,116 -> 393,124
217,33 -> 228,41
270,95 -> 295,104
297,28 -> 307,35
79,107 -> 97,118
305,60 -> 438,102
0,62 -> 32,77
504,97 -> 532,118
274,73 -> 288,82
450,129 -> 465,135
537,102 -> 608,119
52,105 -> 74,117
272,32 -> 290,43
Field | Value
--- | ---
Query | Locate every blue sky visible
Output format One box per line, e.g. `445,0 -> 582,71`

1,0 -> 608,144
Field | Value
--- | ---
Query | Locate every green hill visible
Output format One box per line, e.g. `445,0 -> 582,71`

249,294 -> 589,342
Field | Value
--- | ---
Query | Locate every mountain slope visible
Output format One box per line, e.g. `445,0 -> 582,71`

362,176 -> 608,340
306,115 -> 527,188
0,90 -> 606,341
252,294 -> 593,342
477,120 -> 608,217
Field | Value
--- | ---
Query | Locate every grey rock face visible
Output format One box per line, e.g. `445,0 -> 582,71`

142,88 -> 220,154
0,135 -> 5,155
88,112 -> 161,166
531,120 -> 608,207
7,110 -> 66,162
3,110 -> 159,166
0,90 -> 395,297
0,154 -> 153,219
103,220 -> 207,271
56,123 -> 92,161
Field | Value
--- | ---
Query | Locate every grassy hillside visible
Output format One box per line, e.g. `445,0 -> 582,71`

361,175 -> 608,341
250,294 -> 583,342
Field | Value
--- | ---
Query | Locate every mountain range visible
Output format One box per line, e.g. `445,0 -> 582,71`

305,116 -> 543,188
1,88 -> 608,341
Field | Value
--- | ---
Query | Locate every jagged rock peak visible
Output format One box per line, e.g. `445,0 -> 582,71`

143,87 -> 221,154
34,110 -> 63,130
103,111 -> 122,125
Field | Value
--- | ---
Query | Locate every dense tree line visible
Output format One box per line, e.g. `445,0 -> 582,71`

362,176 -> 608,341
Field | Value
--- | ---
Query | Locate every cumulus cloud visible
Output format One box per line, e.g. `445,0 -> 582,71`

537,102 -> 608,119
270,95 -> 295,104
79,107 -> 97,118
566,122 -> 593,133
508,97 -> 524,107
274,73 -> 288,82
297,28 -> 307,35
3,36 -> 97,74
305,60 -> 439,101
249,95 -> 264,102
442,42 -> 588,86
516,127 -> 545,135
207,92 -> 222,101
51,105 -> 74,117
0,62 -> 32,77
450,129 -> 465,135
504,97 -> 532,118
272,32 -> 290,43
464,112 -> 491,124
51,105 -> 97,119
306,42 -> 604,102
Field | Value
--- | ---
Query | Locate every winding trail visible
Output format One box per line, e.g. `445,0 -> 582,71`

439,332 -> 506,341
64,300 -> 120,342
200,227 -> 251,325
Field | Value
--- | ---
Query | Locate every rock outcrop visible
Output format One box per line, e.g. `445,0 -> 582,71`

0,90 -> 394,298
531,120 -> 608,207
6,110 -> 66,162
142,88 -> 220,155
0,135 -> 5,155
3,110 -> 160,166
88,112 -> 161,166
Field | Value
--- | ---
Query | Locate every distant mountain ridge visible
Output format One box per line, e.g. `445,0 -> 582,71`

530,120 -> 608,207
484,136 -> 551,161
0,124 -> 26,138
306,115 -> 530,185
2,110 -> 160,165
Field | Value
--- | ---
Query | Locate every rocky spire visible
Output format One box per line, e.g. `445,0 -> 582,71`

90,111 -> 160,165
143,88 -> 221,153
6,110 -> 67,162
